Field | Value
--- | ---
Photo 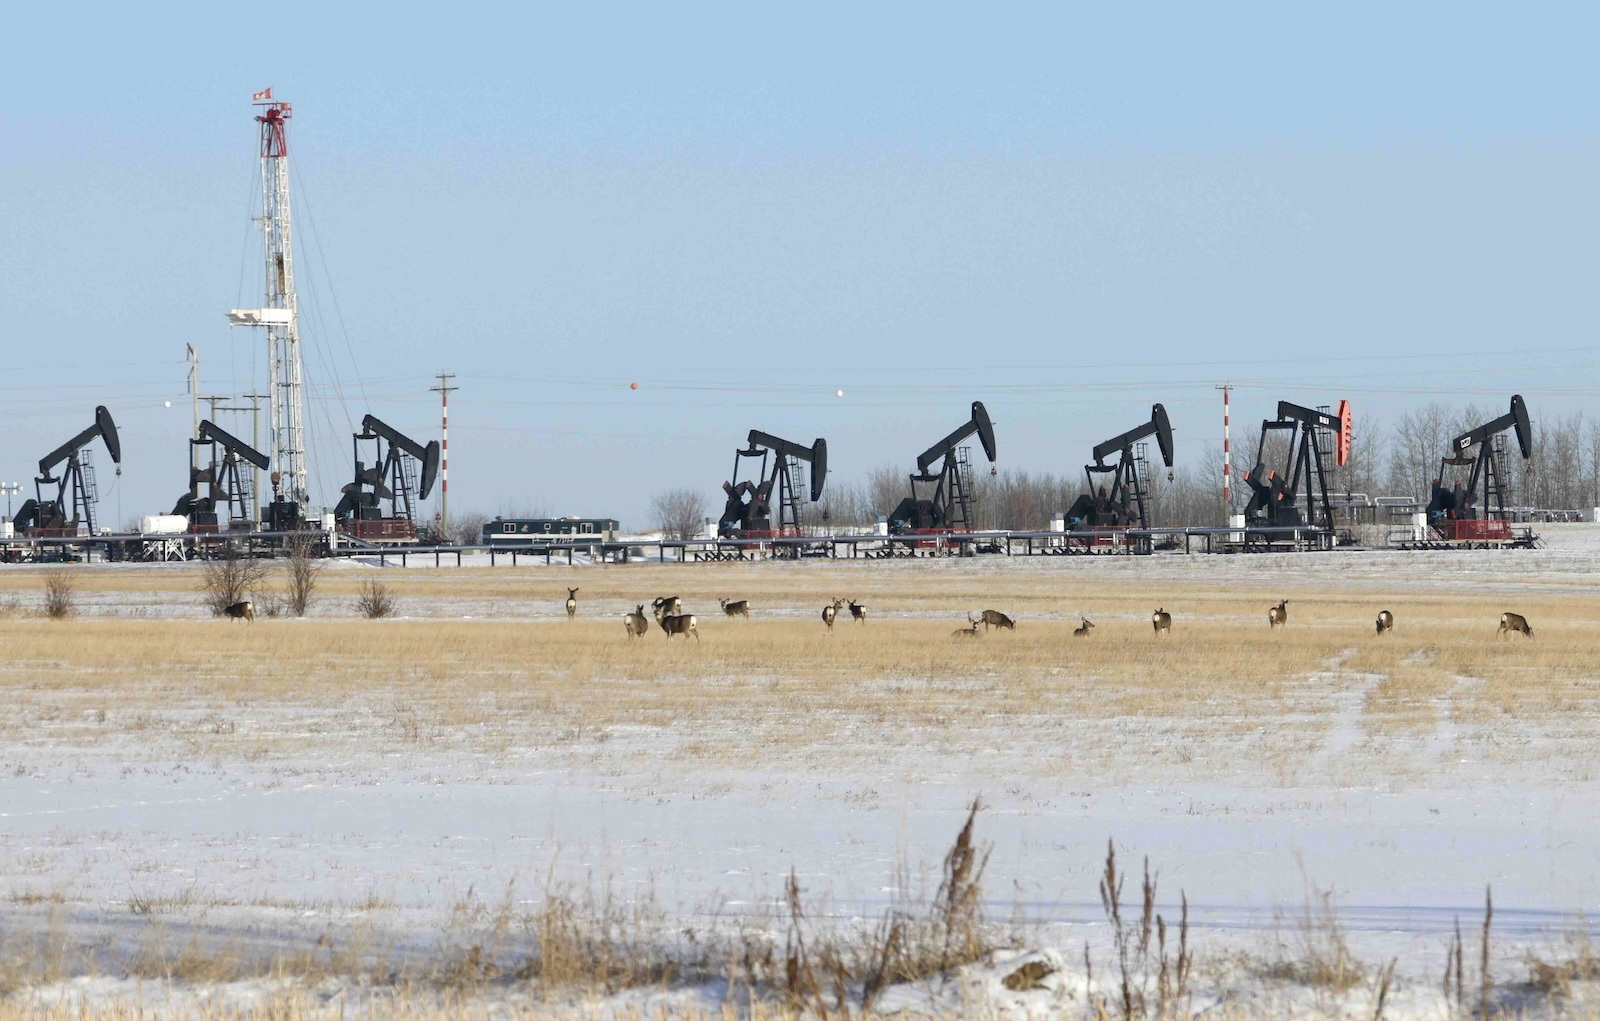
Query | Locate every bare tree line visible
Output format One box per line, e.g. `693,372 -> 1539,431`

805,404 -> 1600,531
456,404 -> 1600,537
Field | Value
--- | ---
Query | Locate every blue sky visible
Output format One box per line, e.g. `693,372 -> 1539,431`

3,4 -> 1597,526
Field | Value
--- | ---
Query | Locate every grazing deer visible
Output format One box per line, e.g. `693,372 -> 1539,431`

223,600 -> 254,622
1375,610 -> 1394,635
821,599 -> 844,630
624,605 -> 650,639
660,612 -> 699,642
565,587 -> 579,620
1152,608 -> 1171,635
1498,611 -> 1532,638
979,609 -> 1015,632
719,599 -> 750,619
1268,600 -> 1289,629
952,613 -> 981,639
848,599 -> 867,624
1073,617 -> 1095,637
652,596 -> 682,622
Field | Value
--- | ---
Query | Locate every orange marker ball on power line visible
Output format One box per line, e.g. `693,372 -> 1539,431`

630,382 -> 638,390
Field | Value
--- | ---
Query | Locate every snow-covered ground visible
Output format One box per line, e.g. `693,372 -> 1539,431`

3,527 -> 1600,1017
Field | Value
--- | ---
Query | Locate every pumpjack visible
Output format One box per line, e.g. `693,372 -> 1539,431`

1065,404 -> 1174,531
172,420 -> 269,531
1426,395 -> 1532,541
14,406 -> 122,537
718,431 -> 827,538
1242,400 -> 1351,532
888,402 -> 997,533
333,414 -> 440,541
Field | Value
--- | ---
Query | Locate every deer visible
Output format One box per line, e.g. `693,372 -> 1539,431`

1073,617 -> 1095,637
1375,610 -> 1394,635
848,599 -> 867,624
1152,608 -> 1172,635
1268,600 -> 1289,629
652,596 -> 682,622
979,609 -> 1015,632
223,600 -> 254,622
624,605 -> 650,639
952,613 -> 981,639
1498,612 -> 1532,638
821,599 -> 844,630
719,599 -> 750,619
660,613 -> 699,642
565,587 -> 579,620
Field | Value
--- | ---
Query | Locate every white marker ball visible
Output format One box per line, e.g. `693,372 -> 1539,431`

164,401 -> 172,408
836,389 -> 844,397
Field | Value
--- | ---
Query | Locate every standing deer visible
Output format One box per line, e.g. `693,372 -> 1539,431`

1268,600 -> 1289,629
223,600 -> 255,622
624,605 -> 650,639
979,609 -> 1015,632
1152,608 -> 1171,635
1073,617 -> 1095,637
652,596 -> 682,622
848,599 -> 867,624
565,587 -> 579,620
952,613 -> 981,639
660,613 -> 699,642
1375,610 -> 1394,635
1498,612 -> 1532,638
719,599 -> 750,619
821,599 -> 844,630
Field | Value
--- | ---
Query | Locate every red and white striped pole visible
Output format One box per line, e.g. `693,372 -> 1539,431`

430,371 -> 458,537
1218,384 -> 1232,517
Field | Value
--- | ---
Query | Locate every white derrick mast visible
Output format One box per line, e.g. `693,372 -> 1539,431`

228,90 -> 309,527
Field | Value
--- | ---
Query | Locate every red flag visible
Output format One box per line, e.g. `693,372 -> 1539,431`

252,87 -> 272,101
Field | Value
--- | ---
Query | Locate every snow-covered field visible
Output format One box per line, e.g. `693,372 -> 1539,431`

3,527 -> 1600,1017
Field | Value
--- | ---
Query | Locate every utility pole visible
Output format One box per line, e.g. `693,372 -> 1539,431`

186,345 -> 200,476
429,371 -> 458,537
1216,384 -> 1233,520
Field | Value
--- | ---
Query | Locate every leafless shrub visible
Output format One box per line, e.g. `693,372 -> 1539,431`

651,488 -> 707,541
1259,884 -> 1364,991
357,579 -> 396,619
449,511 -> 492,547
200,547 -> 268,616
42,570 -> 74,620
1526,932 -> 1600,997
254,593 -> 286,619
777,798 -> 997,1016
285,536 -> 323,616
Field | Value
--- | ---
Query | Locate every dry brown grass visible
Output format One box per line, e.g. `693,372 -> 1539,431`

0,567 -> 1595,779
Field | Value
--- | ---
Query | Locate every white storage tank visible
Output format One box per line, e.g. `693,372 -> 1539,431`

141,515 -> 189,535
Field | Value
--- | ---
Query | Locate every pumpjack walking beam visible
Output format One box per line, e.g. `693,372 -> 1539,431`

175,419 -> 270,529
15,406 -> 122,536
888,401 -> 997,533
719,430 -> 827,537
334,414 -> 441,531
1067,404 -> 1174,531
1429,395 -> 1532,523
1243,400 -> 1351,532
